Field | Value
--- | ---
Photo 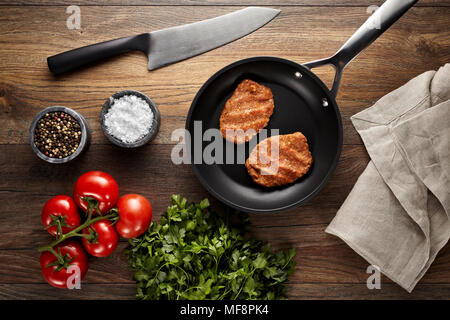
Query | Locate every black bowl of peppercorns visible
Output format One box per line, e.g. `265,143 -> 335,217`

29,106 -> 91,163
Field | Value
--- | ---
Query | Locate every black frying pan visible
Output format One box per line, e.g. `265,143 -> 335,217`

186,0 -> 417,213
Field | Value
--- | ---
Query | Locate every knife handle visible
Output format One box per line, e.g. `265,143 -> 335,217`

47,33 -> 150,76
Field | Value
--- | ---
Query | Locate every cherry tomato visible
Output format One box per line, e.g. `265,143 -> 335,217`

40,240 -> 88,289
73,171 -> 119,215
42,195 -> 81,237
82,220 -> 119,257
115,194 -> 152,239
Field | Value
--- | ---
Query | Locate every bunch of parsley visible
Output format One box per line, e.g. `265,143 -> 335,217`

126,195 -> 296,300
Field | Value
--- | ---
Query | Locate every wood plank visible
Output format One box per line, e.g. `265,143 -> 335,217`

292,241 -> 450,284
0,144 -> 369,249
0,192 -> 349,248
285,283 -> 450,299
1,282 -> 449,300
1,3 -> 449,301
2,239 -> 449,285
0,284 -> 136,300
0,1 -> 447,7
1,7 -> 449,145
0,243 -> 134,284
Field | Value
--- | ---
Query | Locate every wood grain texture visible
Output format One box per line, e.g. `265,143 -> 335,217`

1,283 -> 450,300
1,7 -> 449,145
2,221 -> 450,297
0,1 -> 448,7
0,144 -> 369,249
2,237 -> 450,285
0,2 -> 449,300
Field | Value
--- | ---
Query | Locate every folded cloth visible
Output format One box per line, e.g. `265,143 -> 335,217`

326,64 -> 450,292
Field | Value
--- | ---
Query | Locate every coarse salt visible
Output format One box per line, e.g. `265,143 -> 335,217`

104,95 -> 154,143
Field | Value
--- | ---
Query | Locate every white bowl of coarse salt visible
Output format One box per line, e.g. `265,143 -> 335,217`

100,90 -> 160,148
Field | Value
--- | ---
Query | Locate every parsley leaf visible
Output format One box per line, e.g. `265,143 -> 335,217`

126,195 -> 296,300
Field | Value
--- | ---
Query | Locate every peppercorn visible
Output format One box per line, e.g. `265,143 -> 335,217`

34,112 -> 81,159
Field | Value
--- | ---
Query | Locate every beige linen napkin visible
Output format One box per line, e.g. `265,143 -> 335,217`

326,64 -> 450,292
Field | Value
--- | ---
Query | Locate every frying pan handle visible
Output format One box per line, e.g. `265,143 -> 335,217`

304,0 -> 418,97
303,57 -> 342,97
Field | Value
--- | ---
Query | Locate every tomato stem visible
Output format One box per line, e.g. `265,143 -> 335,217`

49,247 -> 64,265
38,199 -> 118,254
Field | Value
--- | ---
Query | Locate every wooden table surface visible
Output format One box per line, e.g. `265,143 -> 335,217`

0,0 -> 449,300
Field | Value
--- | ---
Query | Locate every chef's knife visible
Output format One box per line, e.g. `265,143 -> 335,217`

47,7 -> 280,76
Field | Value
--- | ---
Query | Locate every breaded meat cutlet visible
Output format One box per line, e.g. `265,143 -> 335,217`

245,132 -> 313,187
220,79 -> 274,144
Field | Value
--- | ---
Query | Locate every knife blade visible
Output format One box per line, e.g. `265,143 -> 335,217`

147,7 -> 280,70
47,7 -> 280,76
